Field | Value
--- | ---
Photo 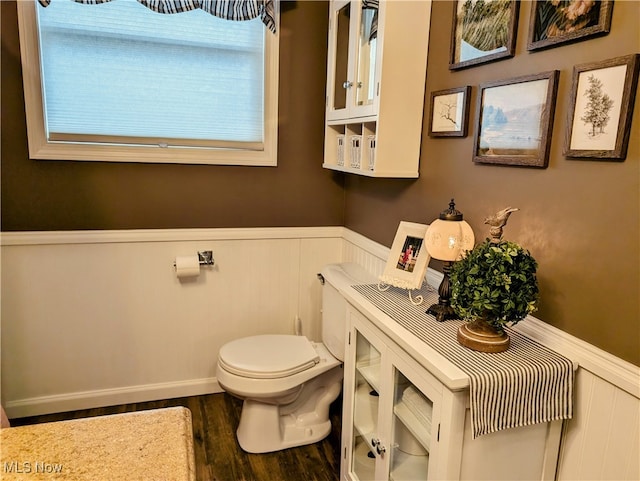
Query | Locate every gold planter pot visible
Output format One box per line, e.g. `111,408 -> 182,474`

457,317 -> 510,353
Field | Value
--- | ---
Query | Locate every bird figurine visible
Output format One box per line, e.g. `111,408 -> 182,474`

484,207 -> 519,244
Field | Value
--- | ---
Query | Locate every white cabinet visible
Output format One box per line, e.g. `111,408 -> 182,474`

326,0 -> 378,123
323,0 -> 431,178
341,304 -> 564,481
342,309 -> 446,480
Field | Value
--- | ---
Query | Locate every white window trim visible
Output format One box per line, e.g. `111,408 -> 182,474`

16,0 -> 279,167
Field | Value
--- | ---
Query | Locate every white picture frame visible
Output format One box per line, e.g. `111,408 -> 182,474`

379,221 -> 430,291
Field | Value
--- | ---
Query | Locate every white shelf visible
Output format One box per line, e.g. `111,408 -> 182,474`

356,361 -> 381,391
390,449 -> 429,481
327,116 -> 376,126
322,163 -> 419,178
394,401 -> 432,453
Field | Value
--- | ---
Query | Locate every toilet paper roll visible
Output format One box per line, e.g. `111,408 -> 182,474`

175,255 -> 200,278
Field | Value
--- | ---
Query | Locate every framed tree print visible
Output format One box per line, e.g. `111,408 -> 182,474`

473,71 -> 559,168
428,86 -> 472,137
527,0 -> 614,51
449,0 -> 519,70
565,54 -> 640,160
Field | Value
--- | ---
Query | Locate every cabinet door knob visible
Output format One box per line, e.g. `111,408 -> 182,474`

343,80 -> 353,89
371,438 -> 386,455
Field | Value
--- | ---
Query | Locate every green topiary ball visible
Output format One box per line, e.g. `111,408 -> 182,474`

450,239 -> 539,332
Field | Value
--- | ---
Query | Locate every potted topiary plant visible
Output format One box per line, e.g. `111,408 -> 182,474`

450,207 -> 539,353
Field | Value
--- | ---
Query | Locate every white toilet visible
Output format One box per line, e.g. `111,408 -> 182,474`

216,263 -> 373,453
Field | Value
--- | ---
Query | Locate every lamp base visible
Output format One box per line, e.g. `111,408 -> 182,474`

426,260 -> 458,322
426,303 -> 457,322
457,318 -> 510,353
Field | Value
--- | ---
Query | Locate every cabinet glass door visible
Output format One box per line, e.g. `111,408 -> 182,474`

351,329 -> 381,480
389,369 -> 433,481
355,3 -> 378,108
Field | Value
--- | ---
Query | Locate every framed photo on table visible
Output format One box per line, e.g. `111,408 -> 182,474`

565,54 -> 640,160
379,221 -> 430,291
473,70 -> 559,168
429,86 -> 472,138
449,0 -> 519,70
527,0 -> 614,52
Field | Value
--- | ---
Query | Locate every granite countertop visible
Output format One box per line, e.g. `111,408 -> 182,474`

0,406 -> 196,480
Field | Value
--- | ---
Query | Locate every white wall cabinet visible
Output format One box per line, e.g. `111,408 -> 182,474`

323,0 -> 431,178
340,304 -> 564,481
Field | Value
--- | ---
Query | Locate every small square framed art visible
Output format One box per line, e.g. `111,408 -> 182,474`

429,86 -> 472,138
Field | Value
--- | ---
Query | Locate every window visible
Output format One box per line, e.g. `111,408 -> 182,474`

17,0 -> 279,166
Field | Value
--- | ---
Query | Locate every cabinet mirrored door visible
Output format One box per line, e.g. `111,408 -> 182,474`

355,3 -> 377,108
389,369 -> 433,480
332,1 -> 350,112
328,0 -> 379,121
351,329 -> 381,480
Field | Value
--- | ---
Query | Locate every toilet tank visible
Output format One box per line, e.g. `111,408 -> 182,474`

320,263 -> 376,362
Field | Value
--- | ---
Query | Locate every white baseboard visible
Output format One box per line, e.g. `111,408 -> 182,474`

5,378 -> 223,419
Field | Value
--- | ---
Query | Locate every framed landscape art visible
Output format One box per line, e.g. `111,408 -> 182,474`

565,54 -> 640,160
428,86 -> 472,137
527,0 -> 614,51
473,71 -> 559,168
449,0 -> 519,70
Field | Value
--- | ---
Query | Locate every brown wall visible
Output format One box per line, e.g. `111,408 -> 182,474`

345,1 -> 640,366
2,1 -> 639,366
1,1 -> 343,231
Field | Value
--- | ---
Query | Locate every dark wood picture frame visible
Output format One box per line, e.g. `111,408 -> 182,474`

473,71 -> 559,168
527,1 -> 614,52
449,0 -> 519,71
428,86 -> 472,138
564,54 -> 640,161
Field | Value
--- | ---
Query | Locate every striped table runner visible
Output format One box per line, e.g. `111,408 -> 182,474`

352,283 -> 574,438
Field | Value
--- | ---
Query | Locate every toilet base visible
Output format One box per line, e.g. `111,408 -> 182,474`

236,366 -> 343,453
237,401 -> 333,453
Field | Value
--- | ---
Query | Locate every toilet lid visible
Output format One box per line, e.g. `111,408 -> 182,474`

218,335 -> 320,379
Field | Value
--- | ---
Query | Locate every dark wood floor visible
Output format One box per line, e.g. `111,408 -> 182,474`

10,393 -> 343,481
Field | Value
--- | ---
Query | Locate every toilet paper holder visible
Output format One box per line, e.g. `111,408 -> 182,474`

197,250 -> 215,266
172,251 -> 215,269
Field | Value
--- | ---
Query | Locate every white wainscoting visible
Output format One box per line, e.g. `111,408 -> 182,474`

1,227 -> 343,417
341,229 -> 640,481
2,227 -> 638,480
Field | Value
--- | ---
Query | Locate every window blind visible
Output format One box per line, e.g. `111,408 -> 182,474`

37,0 -> 266,147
